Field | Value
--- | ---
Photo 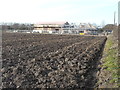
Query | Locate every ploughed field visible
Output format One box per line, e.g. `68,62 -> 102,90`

2,33 -> 107,88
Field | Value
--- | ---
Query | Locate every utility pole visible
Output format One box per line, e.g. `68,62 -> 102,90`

118,1 -> 120,25
114,11 -> 116,25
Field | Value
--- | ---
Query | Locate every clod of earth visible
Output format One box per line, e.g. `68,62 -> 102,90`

2,33 -> 107,88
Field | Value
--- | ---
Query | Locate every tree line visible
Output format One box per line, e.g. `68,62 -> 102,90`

0,23 -> 34,30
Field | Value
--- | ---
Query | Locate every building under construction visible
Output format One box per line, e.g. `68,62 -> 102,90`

33,22 -> 97,35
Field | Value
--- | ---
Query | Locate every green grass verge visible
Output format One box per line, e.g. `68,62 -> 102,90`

102,35 -> 119,87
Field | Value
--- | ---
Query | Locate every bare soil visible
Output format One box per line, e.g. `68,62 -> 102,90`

2,33 -> 107,88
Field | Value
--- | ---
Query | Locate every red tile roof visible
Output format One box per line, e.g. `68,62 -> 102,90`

36,21 -> 66,25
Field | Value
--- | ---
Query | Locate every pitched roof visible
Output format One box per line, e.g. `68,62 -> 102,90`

36,21 -> 66,25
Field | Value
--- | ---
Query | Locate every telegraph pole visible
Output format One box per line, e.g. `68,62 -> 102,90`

118,1 -> 120,25
114,11 -> 116,25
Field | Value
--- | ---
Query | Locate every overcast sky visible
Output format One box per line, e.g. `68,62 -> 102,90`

0,0 -> 119,25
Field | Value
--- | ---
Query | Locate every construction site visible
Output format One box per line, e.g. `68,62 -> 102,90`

33,22 -> 98,35
1,22 -> 100,35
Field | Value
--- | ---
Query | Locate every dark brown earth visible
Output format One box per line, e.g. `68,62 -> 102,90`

2,33 -> 107,88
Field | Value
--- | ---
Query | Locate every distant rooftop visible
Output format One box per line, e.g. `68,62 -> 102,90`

36,21 -> 66,25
